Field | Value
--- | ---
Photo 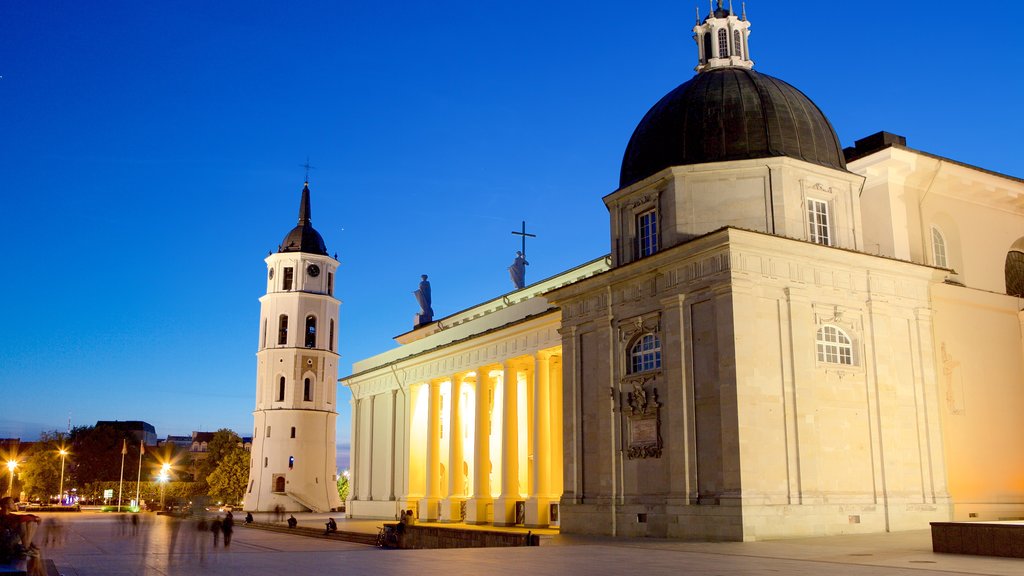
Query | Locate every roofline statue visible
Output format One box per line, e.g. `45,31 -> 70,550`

413,274 -> 433,327
508,251 -> 528,289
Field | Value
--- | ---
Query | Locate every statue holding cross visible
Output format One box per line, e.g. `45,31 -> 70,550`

508,221 -> 535,289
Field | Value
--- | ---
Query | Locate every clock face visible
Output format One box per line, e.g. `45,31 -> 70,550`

268,268 -> 275,280
307,264 -> 321,277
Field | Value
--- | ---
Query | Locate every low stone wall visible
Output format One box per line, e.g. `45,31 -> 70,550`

392,524 -> 540,549
240,522 -> 378,546
931,522 -> 1024,557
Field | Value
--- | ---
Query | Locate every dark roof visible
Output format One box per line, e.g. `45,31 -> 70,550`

279,183 -> 328,255
619,67 -> 846,188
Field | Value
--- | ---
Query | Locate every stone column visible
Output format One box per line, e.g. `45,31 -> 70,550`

526,351 -> 552,527
350,396 -> 359,502
419,380 -> 441,521
466,367 -> 493,524
442,375 -> 467,521
494,359 -> 520,526
367,395 -> 375,501
389,388 -> 397,501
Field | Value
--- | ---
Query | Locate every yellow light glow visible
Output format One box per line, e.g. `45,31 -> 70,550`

5,461 -> 14,472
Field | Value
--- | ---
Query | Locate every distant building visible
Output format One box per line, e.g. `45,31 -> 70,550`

95,420 -> 157,446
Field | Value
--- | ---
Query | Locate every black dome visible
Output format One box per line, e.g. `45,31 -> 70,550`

279,183 -> 328,256
620,67 -> 846,188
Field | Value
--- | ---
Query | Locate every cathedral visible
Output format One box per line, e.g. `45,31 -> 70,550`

339,4 -> 1024,540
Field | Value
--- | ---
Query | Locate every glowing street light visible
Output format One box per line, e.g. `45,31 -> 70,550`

58,448 -> 68,506
6,460 -> 16,496
158,463 -> 171,510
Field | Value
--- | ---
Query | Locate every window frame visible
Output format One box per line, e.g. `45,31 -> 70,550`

628,333 -> 662,374
931,226 -> 948,268
807,198 -> 832,246
636,209 -> 658,258
278,315 -> 288,346
304,315 -> 317,348
717,28 -> 729,58
277,376 -> 285,402
815,324 -> 854,365
282,267 -> 294,291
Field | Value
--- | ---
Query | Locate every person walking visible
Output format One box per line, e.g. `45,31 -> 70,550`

222,511 -> 233,547
209,516 -> 222,547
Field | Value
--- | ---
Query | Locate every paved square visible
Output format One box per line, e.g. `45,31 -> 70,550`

33,513 -> 1024,576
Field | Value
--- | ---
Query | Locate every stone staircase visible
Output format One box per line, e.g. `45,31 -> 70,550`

240,522 -> 378,546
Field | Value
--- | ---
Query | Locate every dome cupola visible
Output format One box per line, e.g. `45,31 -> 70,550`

618,2 -> 846,189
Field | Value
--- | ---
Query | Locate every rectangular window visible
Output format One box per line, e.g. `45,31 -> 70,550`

266,426 -> 271,438
637,210 -> 658,258
328,272 -> 334,296
283,267 -> 294,290
290,426 -> 296,438
807,199 -> 831,246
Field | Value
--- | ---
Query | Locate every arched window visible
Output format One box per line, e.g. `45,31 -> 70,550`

277,377 -> 285,402
328,272 -> 334,296
305,315 -> 317,348
303,378 -> 312,401
290,426 -> 296,438
262,318 -> 267,348
274,476 -> 285,492
329,319 -> 335,352
733,30 -> 742,59
1006,238 -> 1024,297
288,456 -> 295,470
278,315 -> 288,345
816,325 -> 853,365
702,32 -> 712,63
931,227 -> 948,268
629,333 -> 662,373
717,28 -> 729,58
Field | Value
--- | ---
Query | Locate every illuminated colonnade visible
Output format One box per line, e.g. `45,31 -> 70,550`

411,349 -> 563,526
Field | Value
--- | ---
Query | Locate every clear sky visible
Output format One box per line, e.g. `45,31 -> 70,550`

2,1 -> 1022,470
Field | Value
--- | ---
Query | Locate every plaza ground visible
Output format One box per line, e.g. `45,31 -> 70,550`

31,512 -> 1023,575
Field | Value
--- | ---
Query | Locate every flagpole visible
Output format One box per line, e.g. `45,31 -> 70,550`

117,439 -> 126,511
135,440 -> 144,509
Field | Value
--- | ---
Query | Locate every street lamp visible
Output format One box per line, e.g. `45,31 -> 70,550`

58,448 -> 68,506
6,460 -> 16,497
158,463 -> 170,510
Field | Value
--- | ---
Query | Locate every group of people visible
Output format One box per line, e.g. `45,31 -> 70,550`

197,511 -> 234,547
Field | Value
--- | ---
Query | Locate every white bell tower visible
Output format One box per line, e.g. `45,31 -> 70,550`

243,182 -> 343,513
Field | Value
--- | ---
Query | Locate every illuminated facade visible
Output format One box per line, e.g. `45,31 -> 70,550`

342,5 -> 1024,539
244,183 -> 343,513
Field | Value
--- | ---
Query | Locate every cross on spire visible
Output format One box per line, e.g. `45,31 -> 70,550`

301,157 -> 316,182
511,220 -> 536,257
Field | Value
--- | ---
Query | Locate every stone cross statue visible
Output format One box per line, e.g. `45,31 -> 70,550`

508,251 -> 528,289
413,274 -> 433,326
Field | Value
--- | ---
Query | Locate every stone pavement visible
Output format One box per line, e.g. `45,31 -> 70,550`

32,512 -> 1024,576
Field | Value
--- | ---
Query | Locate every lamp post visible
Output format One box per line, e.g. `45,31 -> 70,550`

158,463 -> 170,511
58,449 -> 68,506
6,460 -> 15,497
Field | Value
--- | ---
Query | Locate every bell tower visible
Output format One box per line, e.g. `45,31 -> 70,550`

243,182 -> 343,513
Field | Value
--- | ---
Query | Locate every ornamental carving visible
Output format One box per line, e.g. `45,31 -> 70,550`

624,377 -> 662,459
619,314 -> 661,342
627,191 -> 659,209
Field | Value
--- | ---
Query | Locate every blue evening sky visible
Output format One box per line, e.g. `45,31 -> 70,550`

2,1 -> 1021,469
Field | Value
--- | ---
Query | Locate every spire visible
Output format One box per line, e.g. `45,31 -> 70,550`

278,181 -> 329,256
742,1 -> 747,20
298,182 -> 312,225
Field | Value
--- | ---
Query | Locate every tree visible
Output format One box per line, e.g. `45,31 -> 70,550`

69,425 -> 140,484
206,448 -> 249,504
195,429 -> 242,485
20,431 -> 64,501
337,473 -> 349,502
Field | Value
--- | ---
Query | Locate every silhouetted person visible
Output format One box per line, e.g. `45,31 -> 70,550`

245,512 -> 253,524
222,512 -> 233,547
210,516 -> 222,547
324,518 -> 336,535
287,515 -> 297,529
